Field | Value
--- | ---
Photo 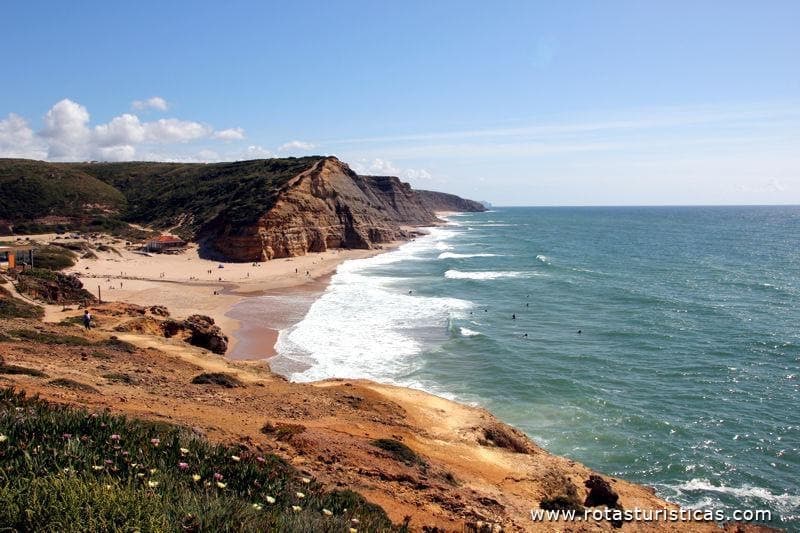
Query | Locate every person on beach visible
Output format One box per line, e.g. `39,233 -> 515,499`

83,310 -> 92,330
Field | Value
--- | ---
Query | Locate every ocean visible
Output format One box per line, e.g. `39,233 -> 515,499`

268,206 -> 800,528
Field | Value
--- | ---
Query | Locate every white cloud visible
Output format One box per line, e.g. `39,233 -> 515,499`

94,113 -> 145,146
0,98 -> 247,162
351,158 -> 400,175
0,113 -> 47,159
132,96 -> 169,111
95,145 -> 136,162
143,118 -> 211,143
40,99 -> 91,160
212,127 -> 246,141
350,158 -> 433,183
737,178 -> 788,193
277,140 -> 315,153
240,145 -> 273,159
402,168 -> 433,181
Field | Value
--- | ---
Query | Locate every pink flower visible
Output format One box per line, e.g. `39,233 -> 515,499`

256,456 -> 265,463
110,434 -> 121,441
178,462 -> 189,471
150,438 -> 160,447
213,472 -> 223,481
62,433 -> 72,440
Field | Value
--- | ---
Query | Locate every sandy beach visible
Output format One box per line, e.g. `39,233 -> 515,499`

46,237 -> 401,357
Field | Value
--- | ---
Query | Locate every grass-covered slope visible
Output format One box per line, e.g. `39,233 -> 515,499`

0,388 -> 405,532
75,158 -> 323,237
0,157 -> 323,239
0,159 -> 126,221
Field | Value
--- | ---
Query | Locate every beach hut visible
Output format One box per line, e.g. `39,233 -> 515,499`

144,235 -> 187,253
0,245 -> 33,271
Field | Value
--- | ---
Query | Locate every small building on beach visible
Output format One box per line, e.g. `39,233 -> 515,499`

144,235 -> 187,253
0,245 -> 33,271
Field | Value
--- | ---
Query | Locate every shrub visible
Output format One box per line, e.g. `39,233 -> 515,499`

260,422 -> 306,441
190,372 -> 243,388
101,373 -> 140,385
0,287 -> 44,319
0,363 -> 47,378
0,388 -> 405,531
479,423 -> 532,454
371,438 -> 425,466
30,246 -> 77,270
48,378 -> 100,394
8,329 -> 93,346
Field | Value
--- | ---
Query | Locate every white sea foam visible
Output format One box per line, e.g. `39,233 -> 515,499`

437,252 -> 499,259
671,479 -> 800,511
272,227 -> 471,383
460,327 -> 481,337
444,269 -> 534,280
536,254 -> 550,264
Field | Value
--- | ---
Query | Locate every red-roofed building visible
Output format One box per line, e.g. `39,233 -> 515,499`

144,235 -> 187,253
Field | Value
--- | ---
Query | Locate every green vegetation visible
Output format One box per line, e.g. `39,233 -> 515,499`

371,439 -> 425,466
190,372 -> 243,388
48,378 -> 100,394
261,422 -> 306,441
0,363 -> 48,378
29,245 -> 77,270
75,158 -> 323,237
0,388 -> 404,531
8,329 -> 94,346
0,157 -> 324,244
0,286 -> 44,319
101,372 -> 140,385
0,159 -> 126,221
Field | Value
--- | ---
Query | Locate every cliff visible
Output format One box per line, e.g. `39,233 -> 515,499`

0,305 -> 727,531
415,189 -> 487,213
0,157 -> 485,262
206,158 -> 442,261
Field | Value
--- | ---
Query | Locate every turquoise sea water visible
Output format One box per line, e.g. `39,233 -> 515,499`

270,206 -> 800,527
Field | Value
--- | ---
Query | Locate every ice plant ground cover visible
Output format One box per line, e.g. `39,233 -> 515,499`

0,388 -> 406,532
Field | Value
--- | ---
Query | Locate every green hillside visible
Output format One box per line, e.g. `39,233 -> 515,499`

0,157 -> 322,239
0,159 -> 126,221
75,158 -> 322,236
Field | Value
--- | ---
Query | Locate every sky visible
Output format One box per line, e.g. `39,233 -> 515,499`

1,1 -> 798,205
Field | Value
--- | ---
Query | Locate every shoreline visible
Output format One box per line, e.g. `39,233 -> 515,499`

3,225 -> 765,529
52,239 -> 404,356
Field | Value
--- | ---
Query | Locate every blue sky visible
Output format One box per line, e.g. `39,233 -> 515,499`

1,1 -> 798,205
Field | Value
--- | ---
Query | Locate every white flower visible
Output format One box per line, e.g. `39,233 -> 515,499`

265,495 -> 276,504
252,503 -> 262,510
292,505 -> 302,512
180,447 -> 189,454
192,474 -> 201,482
301,477 -> 310,484
295,492 -> 305,499
147,481 -> 159,488
216,482 -> 227,489
0,435 -> 8,443
92,465 -> 104,471
231,455 -> 241,462
322,508 -> 333,516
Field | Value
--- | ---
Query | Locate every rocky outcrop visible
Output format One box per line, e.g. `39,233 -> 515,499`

207,158 -> 448,261
161,315 -> 228,354
415,189 -> 487,213
15,271 -> 96,304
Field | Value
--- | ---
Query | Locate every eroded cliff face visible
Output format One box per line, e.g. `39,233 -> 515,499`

207,158 -> 442,261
